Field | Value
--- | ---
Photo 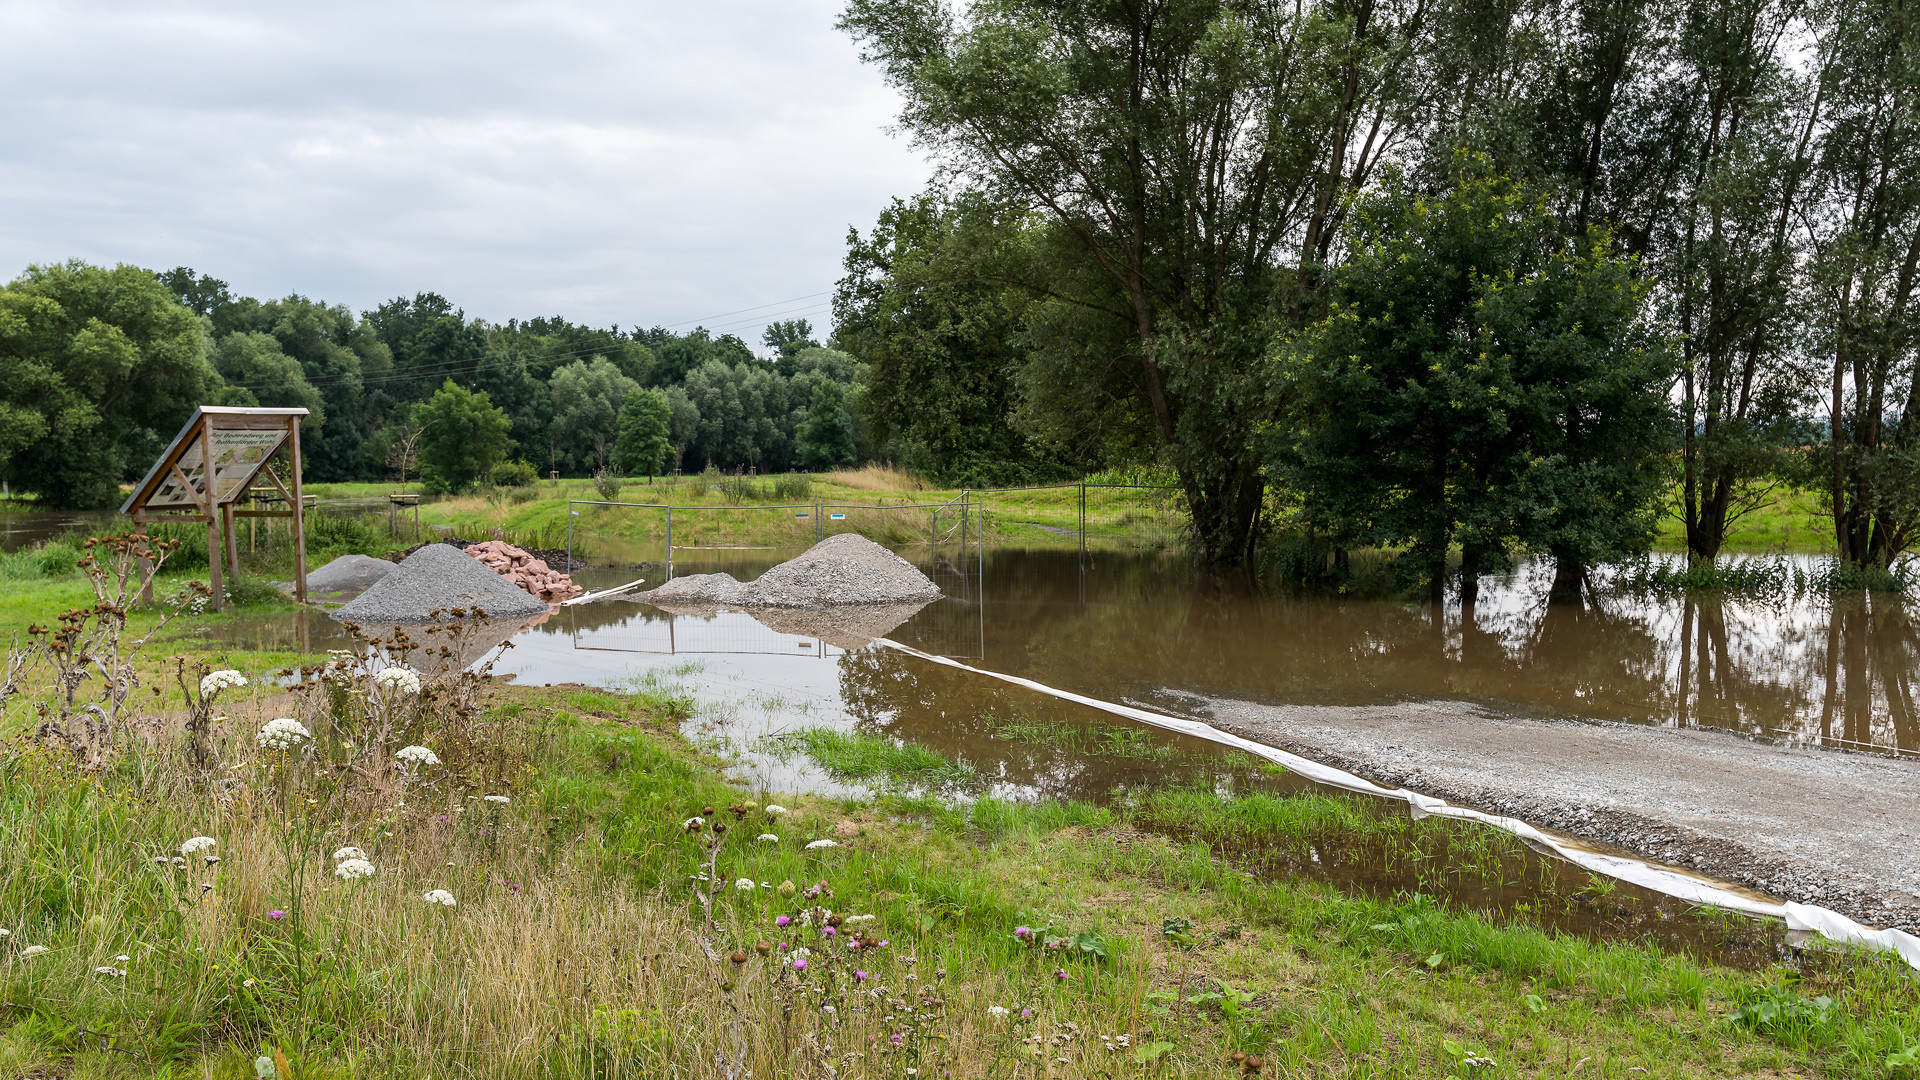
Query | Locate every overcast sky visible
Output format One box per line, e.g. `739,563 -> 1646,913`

0,0 -> 931,348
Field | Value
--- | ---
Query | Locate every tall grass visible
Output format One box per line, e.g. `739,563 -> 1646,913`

825,464 -> 929,492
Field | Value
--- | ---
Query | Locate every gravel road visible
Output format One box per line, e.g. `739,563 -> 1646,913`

1186,694 -> 1920,931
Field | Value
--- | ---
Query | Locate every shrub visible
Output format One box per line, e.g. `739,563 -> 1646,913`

593,470 -> 622,502
772,474 -> 812,501
491,460 -> 539,488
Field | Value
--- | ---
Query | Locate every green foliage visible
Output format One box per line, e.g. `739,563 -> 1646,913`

612,388 -> 672,478
771,473 -> 812,500
836,192 -> 1071,486
1272,158 -> 1671,600
798,381 -> 858,471
550,357 -> 639,475
593,470 -> 621,502
0,260 -> 212,508
208,330 -> 326,428
489,459 -> 538,488
413,380 -> 514,494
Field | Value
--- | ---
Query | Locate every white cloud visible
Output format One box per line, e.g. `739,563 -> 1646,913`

0,0 -> 929,343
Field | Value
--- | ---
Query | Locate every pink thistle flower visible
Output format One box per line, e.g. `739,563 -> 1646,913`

793,958 -> 808,971
776,915 -> 791,927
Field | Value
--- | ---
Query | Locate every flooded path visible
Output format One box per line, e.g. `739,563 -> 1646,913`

177,543 -> 1920,951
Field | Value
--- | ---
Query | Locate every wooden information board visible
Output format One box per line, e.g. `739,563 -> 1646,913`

119,406 -> 310,609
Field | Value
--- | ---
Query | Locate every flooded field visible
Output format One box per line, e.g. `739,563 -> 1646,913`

158,540 -> 1920,963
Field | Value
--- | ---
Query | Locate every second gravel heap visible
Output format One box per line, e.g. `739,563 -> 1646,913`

638,533 -> 941,608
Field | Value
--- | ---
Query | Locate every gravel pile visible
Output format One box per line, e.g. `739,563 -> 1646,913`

636,533 -> 942,608
335,543 -> 550,623
305,554 -> 395,602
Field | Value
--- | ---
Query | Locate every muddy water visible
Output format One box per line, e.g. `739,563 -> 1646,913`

174,543 -> 1920,964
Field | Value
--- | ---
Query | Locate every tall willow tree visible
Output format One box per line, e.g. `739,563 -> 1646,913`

1807,0 -> 1920,567
838,0 -> 1433,564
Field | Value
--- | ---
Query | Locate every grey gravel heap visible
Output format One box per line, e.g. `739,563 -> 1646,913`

305,554 -> 396,603
637,533 -> 942,608
334,543 -> 550,623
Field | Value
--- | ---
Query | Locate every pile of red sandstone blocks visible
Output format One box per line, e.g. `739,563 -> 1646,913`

462,540 -> 583,602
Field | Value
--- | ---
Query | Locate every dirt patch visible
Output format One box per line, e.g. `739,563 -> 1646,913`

1188,694 -> 1920,931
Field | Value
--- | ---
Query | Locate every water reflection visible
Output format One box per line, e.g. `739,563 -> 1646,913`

172,546 -> 1920,757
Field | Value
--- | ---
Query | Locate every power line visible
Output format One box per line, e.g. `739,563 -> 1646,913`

656,291 -> 832,330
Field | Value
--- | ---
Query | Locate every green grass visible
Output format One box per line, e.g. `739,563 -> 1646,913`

780,726 -> 980,785
987,714 -> 1191,762
1654,485 -> 1834,554
5,642 -> 1920,1075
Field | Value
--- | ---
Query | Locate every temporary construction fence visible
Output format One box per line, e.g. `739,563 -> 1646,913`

932,482 -> 1189,554
564,498 -> 976,578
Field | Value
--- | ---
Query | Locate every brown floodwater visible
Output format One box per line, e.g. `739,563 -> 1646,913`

170,542 -> 1920,964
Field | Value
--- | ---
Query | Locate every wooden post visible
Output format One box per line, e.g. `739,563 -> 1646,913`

289,416 -> 308,602
203,422 -> 223,612
221,501 -> 240,584
135,520 -> 153,604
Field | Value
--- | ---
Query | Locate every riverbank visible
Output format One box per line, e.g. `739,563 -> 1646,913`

1195,695 -> 1920,934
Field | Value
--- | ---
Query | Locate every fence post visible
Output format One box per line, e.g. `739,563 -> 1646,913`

1079,483 -> 1087,558
666,506 -> 674,581
566,502 -> 575,570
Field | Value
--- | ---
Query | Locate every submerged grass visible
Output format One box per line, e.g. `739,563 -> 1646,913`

986,714 -> 1191,762
782,726 -> 980,786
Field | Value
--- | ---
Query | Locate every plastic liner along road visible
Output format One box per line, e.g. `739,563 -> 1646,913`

875,638 -> 1920,971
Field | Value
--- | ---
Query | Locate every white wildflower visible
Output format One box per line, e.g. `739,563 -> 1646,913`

483,795 -> 510,804
93,965 -> 126,977
0,928 -> 8,937
735,878 -> 756,891
422,889 -> 457,907
114,954 -> 129,962
331,846 -> 367,862
843,914 -> 875,923
372,667 -> 422,694
256,717 -> 311,751
19,945 -> 47,958
757,833 -> 779,842
805,839 -> 838,850
200,669 -> 247,697
395,745 -> 440,766
333,858 -> 376,880
180,836 -> 217,856
988,1005 -> 1009,1017
764,804 -> 788,815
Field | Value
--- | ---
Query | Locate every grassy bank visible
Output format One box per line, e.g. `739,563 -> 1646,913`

3,559 -> 1918,1078
304,466 -> 1187,559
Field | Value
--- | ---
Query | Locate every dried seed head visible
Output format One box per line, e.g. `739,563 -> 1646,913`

701,806 -> 716,817
730,950 -> 749,965
754,942 -> 772,955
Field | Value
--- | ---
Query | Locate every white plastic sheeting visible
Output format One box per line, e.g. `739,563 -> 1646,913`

876,639 -> 1920,971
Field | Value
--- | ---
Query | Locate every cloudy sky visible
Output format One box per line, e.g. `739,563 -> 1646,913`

0,0 -> 931,347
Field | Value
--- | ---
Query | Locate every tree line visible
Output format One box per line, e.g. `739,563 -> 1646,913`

834,0 -> 1920,590
0,264 -> 866,505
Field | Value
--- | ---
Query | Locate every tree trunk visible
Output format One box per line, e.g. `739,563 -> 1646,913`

1548,554 -> 1587,607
